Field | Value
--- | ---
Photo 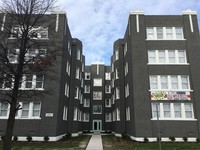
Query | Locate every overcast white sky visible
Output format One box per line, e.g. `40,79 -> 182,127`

56,0 -> 200,65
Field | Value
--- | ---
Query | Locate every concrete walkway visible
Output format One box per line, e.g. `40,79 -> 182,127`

86,134 -> 103,150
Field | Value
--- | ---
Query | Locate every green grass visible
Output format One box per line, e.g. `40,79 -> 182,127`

102,135 -> 200,150
0,135 -> 91,150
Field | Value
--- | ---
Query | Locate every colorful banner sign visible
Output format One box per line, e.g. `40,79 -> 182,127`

151,91 -> 191,100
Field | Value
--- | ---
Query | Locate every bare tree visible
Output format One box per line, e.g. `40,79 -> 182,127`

0,0 -> 57,149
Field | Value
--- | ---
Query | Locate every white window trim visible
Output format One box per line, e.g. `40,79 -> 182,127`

85,72 -> 91,80
93,105 -> 102,114
73,107 -> 78,121
105,99 -> 111,107
83,98 -> 90,107
93,92 -> 102,100
105,72 -> 111,80
105,113 -> 112,122
83,113 -> 89,122
74,87 -> 79,99
105,85 -> 111,93
147,50 -> 189,65
151,102 -> 196,120
63,106 -> 68,121
84,85 -> 90,93
116,108 -> 120,121
116,87 -> 120,99
93,78 -> 102,86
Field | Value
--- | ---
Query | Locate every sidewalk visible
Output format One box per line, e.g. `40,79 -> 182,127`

86,134 -> 103,150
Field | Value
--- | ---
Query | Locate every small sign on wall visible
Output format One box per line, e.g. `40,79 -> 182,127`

45,113 -> 54,117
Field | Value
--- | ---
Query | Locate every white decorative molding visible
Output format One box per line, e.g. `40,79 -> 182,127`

129,10 -> 144,15
182,9 -> 197,15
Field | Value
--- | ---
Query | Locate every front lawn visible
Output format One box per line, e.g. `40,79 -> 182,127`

102,135 -> 200,150
0,135 -> 91,150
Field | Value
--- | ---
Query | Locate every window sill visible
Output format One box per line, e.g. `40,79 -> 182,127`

151,118 -> 197,121
146,39 -> 186,41
149,89 -> 193,92
147,63 -> 190,65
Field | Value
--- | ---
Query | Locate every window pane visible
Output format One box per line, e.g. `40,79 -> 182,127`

33,102 -> 40,117
185,104 -> 193,118
175,27 -> 183,39
174,103 -> 182,118
147,27 -> 154,39
163,103 -> 171,118
171,76 -> 178,89
160,76 -> 168,89
148,50 -> 156,63
156,27 -> 163,39
168,50 -> 175,63
0,103 -> 8,116
178,50 -> 186,63
181,76 -> 189,89
158,51 -> 165,63
150,76 -> 158,89
21,103 -> 29,118
166,27 -> 173,39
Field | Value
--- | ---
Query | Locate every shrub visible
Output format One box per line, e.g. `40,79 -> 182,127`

169,136 -> 175,142
196,137 -> 200,143
13,136 -> 18,142
157,137 -> 161,142
144,137 -> 149,143
183,137 -> 188,142
26,136 -> 32,142
1,135 -> 5,141
122,132 -> 129,139
60,133 -> 71,141
44,136 -> 49,142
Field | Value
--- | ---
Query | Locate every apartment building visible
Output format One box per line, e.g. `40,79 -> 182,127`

111,9 -> 200,141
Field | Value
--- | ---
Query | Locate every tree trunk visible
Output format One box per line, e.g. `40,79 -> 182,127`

3,99 -> 17,150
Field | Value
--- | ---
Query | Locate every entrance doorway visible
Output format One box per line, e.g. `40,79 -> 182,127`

93,120 -> 102,132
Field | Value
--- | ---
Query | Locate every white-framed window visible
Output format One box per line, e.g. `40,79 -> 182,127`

115,68 -> 119,79
0,102 -> 9,117
151,102 -> 195,120
25,49 -> 47,62
84,85 -> 90,93
68,41 -> 71,55
116,87 -> 120,99
76,49 -> 81,60
105,85 -> 111,93
93,105 -> 102,114
63,106 -> 68,121
66,61 -> 71,76
125,62 -> 128,76
124,42 -> 127,56
85,72 -> 91,80
74,87 -> 79,99
83,113 -> 89,122
149,75 -> 190,90
15,102 -> 41,119
115,50 -> 119,60
93,78 -> 102,86
126,107 -> 130,121
73,107 -> 78,121
1,74 -> 44,90
78,110 -> 82,121
112,110 -> 116,121
105,113 -> 112,122
125,84 -> 129,98
83,98 -> 90,107
148,50 -> 187,64
65,83 -> 70,97
93,92 -> 102,100
29,27 -> 48,39
76,67 -> 80,79
105,72 -> 111,80
7,49 -> 19,63
146,27 -> 184,40
105,99 -> 111,107
116,108 -> 120,121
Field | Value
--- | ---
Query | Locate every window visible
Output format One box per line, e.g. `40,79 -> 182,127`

0,74 -> 13,89
148,50 -> 187,64
35,75 -> 44,89
63,106 -> 68,121
115,50 -> 119,60
105,113 -> 112,122
78,110 -> 82,121
83,113 -> 89,122
105,73 -> 111,80
84,98 -> 90,107
93,78 -> 102,86
146,27 -> 184,40
68,41 -> 71,55
93,92 -> 102,100
76,68 -> 80,79
125,62 -> 128,76
74,87 -> 79,99
93,105 -> 102,114
21,103 -> 30,118
105,85 -> 111,93
105,99 -> 111,107
73,107 -> 78,121
116,108 -> 120,121
84,85 -> 90,93
0,102 -> 9,117
149,75 -> 190,90
29,27 -> 48,39
85,72 -> 91,80
125,84 -> 129,97
116,68 -> 119,79
32,102 -> 41,117
116,87 -> 120,99
126,107 -> 130,121
66,61 -> 71,76
151,103 -> 194,120
113,110 -> 116,121
7,49 -> 19,63
65,83 -> 70,97
124,42 -> 127,56
10,26 -> 22,38
76,49 -> 81,60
